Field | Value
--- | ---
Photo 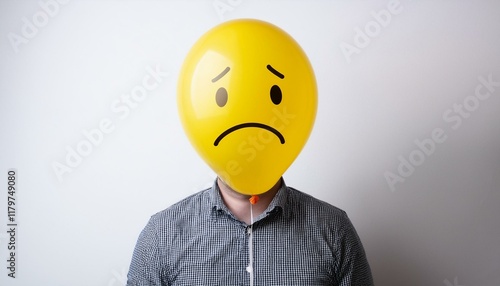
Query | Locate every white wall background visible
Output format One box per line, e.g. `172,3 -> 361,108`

1,1 -> 499,285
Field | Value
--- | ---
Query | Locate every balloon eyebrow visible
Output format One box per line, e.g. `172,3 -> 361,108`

212,67 -> 230,82
267,65 -> 284,79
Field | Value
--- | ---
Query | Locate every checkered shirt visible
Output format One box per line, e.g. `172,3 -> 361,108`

127,179 -> 373,285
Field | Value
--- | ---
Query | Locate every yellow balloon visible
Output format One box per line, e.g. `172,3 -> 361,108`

177,19 -> 317,195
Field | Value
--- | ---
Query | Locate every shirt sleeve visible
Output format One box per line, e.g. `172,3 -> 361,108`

127,217 -> 166,286
334,214 -> 374,286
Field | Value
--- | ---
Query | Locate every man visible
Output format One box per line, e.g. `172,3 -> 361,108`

126,177 -> 373,285
128,19 -> 373,285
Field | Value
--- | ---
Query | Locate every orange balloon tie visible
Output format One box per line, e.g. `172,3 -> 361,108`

249,195 -> 259,205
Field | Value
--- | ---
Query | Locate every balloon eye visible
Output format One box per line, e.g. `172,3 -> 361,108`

270,85 -> 282,105
216,87 -> 228,107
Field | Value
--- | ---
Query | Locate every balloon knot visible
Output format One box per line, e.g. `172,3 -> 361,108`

249,195 -> 259,205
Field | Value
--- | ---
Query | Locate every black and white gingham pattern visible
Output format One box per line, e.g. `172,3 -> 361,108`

127,179 -> 373,286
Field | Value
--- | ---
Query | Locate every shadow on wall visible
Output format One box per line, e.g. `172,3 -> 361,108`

369,231 -> 434,286
319,175 -> 442,286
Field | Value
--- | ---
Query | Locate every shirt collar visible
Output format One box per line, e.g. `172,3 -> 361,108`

262,178 -> 290,219
208,177 -> 291,221
209,179 -> 230,213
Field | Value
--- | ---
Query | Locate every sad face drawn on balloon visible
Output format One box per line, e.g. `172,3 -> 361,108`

178,19 -> 317,195
212,64 -> 286,147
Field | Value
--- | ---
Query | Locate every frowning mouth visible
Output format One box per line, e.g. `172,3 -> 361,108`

214,123 -> 285,146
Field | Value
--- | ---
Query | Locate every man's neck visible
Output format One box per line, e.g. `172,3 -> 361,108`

217,177 -> 281,225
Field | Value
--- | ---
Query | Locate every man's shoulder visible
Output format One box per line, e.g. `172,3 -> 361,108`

286,186 -> 349,222
149,188 -> 211,223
